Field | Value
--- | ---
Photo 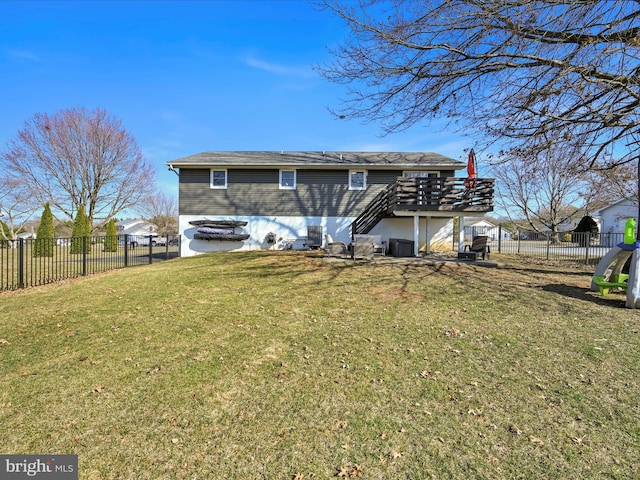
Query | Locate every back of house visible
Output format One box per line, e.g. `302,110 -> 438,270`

168,150 -> 493,257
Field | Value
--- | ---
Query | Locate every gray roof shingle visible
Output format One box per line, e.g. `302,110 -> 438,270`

167,151 -> 465,169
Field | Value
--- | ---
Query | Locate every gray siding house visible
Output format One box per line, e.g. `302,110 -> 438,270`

168,151 -> 492,256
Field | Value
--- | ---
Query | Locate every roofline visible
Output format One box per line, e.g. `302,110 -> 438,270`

167,162 -> 463,169
596,198 -> 636,214
166,150 -> 466,170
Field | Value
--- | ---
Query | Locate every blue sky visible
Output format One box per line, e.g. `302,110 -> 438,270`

0,0 -> 467,198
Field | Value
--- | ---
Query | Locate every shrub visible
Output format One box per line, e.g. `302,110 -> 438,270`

104,219 -> 118,252
70,205 -> 91,254
574,215 -> 599,247
33,203 -> 55,257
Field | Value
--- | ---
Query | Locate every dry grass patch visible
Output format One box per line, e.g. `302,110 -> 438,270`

1,251 -> 639,479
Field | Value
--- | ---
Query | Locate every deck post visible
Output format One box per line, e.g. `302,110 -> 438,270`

425,217 -> 432,254
458,216 -> 465,252
413,215 -> 420,256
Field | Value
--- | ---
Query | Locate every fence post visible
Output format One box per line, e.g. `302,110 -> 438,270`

148,235 -> 153,264
18,238 -> 24,289
585,237 -> 590,265
124,234 -> 129,267
498,225 -> 502,253
82,236 -> 88,276
546,234 -> 550,260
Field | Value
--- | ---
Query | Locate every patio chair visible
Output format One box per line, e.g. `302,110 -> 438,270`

352,235 -> 375,261
324,234 -> 348,258
353,234 -> 386,256
464,235 -> 490,260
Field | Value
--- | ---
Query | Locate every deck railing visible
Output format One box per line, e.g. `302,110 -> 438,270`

352,176 -> 494,235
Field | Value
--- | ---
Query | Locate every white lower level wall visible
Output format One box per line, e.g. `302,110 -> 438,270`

179,215 -> 455,257
179,215 -> 353,257
367,217 -> 454,253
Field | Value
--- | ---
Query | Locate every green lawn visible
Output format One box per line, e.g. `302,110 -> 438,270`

1,251 -> 639,479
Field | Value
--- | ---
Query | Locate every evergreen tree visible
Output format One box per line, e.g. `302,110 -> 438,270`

574,215 -> 599,247
104,219 -> 118,252
70,205 -> 91,254
33,203 -> 55,257
0,220 -> 10,240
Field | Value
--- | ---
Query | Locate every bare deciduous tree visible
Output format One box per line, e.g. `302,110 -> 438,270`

0,176 -> 40,241
134,191 -> 178,236
1,107 -> 156,227
317,0 -> 640,167
492,138 -> 589,241
586,162 -> 639,207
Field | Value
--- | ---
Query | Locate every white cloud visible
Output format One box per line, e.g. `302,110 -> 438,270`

6,48 -> 40,62
244,54 -> 315,79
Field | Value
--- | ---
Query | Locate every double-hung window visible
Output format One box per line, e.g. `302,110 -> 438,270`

279,169 -> 296,190
349,170 -> 367,190
210,169 -> 227,189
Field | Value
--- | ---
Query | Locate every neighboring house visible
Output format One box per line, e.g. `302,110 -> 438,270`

597,199 -> 637,241
17,231 -> 36,240
116,219 -> 158,237
168,151 -> 494,257
463,218 -> 510,242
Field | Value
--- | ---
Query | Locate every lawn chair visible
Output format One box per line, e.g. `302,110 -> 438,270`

353,234 -> 386,256
464,235 -> 490,260
324,234 -> 348,258
352,235 -> 375,261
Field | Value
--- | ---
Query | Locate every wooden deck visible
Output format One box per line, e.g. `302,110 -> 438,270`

352,176 -> 494,235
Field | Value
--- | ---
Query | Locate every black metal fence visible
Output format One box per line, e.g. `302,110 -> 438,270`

0,234 -> 180,292
3,227 -> 626,291
464,225 -> 623,265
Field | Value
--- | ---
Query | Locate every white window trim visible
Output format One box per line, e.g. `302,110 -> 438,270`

210,169 -> 227,189
349,170 -> 367,190
279,169 -> 297,190
403,170 -> 440,177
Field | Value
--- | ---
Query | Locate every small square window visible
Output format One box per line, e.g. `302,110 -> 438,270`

349,170 -> 366,190
210,169 -> 227,189
280,170 -> 296,189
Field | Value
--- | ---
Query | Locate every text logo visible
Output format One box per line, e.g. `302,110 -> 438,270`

0,455 -> 77,479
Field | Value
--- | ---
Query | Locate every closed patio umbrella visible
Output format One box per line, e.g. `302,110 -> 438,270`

464,149 -> 477,189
